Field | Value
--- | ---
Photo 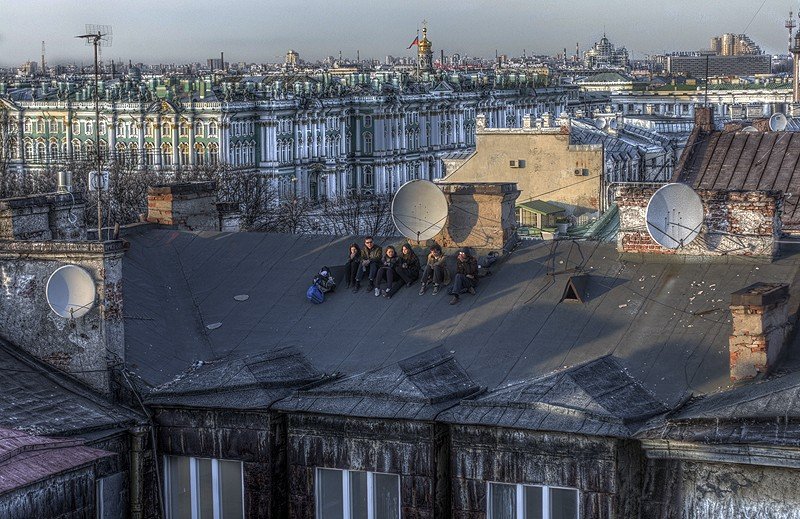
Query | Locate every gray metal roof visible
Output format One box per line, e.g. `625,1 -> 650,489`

0,339 -> 141,437
440,356 -> 669,437
145,346 -> 326,409
122,227 -> 800,416
273,347 -> 481,420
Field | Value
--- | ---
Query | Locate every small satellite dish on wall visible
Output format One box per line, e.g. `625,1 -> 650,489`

46,265 -> 96,318
391,180 -> 448,242
769,113 -> 788,132
594,117 -> 607,130
608,119 -> 618,130
645,183 -> 704,249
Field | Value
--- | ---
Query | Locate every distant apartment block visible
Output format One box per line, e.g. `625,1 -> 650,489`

667,54 -> 771,78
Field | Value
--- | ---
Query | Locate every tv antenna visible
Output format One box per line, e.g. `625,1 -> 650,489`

787,11 -> 797,53
769,113 -> 788,132
76,24 -> 112,242
46,265 -> 96,319
645,183 -> 704,249
391,180 -> 448,243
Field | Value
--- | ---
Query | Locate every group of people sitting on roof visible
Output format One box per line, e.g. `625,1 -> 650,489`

345,236 -> 479,305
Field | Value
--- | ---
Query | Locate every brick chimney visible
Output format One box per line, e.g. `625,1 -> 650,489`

146,181 -> 220,231
729,282 -> 792,382
694,106 -> 715,132
434,182 -> 520,252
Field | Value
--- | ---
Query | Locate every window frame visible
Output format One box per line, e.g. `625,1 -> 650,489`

486,481 -> 580,519
163,455 -> 245,519
315,467 -> 401,519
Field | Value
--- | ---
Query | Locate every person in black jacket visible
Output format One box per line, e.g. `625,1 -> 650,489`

354,236 -> 383,292
385,243 -> 421,298
449,249 -> 478,305
345,243 -> 361,288
374,246 -> 399,297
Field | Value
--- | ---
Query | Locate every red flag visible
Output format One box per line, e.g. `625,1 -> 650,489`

407,36 -> 419,49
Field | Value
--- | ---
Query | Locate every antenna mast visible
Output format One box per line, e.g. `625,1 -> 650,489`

41,41 -> 46,74
787,11 -> 797,53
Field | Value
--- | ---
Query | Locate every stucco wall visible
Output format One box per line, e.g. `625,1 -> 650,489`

0,240 -> 125,393
441,131 -> 603,213
642,458 -> 800,519
450,425 -> 643,519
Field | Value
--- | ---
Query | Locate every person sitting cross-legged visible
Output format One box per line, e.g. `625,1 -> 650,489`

353,236 -> 382,292
419,243 -> 449,296
449,249 -> 478,305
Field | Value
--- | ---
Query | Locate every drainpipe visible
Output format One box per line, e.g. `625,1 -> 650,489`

130,425 -> 148,519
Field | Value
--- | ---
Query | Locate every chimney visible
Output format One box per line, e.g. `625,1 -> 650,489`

522,114 -> 534,129
0,193 -> 86,241
694,106 -> 715,132
147,181 -> 220,231
434,182 -> 520,252
216,202 -> 242,232
729,282 -> 792,382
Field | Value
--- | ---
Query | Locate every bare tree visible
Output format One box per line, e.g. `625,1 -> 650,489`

316,193 -> 396,236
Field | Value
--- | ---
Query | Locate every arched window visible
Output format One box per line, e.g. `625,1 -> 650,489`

116,142 -> 127,165
36,119 -> 44,133
208,142 -> 218,165
49,119 -> 58,133
71,138 -> 81,159
130,123 -> 139,138
84,140 -> 94,160
24,119 -> 32,133
208,121 -> 217,136
180,121 -> 189,137
49,140 -> 59,160
8,138 -> 18,159
363,165 -> 373,187
363,132 -> 373,154
143,121 -> 152,137
36,141 -> 46,160
194,121 -> 204,137
129,142 -> 139,165
179,142 -> 189,165
85,121 -> 94,136
194,143 -> 206,165
144,142 -> 155,165
99,121 -> 107,135
117,121 -> 125,137
99,140 -> 108,161
71,121 -> 79,135
161,142 -> 173,166
24,140 -> 33,160
161,122 -> 170,135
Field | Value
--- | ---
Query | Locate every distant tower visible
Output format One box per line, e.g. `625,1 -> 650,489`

787,12 -> 797,55
792,19 -> 800,109
40,41 -> 46,75
418,22 -> 433,72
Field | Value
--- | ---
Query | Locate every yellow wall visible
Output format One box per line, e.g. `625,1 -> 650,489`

441,130 -> 603,213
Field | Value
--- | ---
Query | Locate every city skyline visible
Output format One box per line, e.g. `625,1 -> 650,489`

0,0 -> 793,66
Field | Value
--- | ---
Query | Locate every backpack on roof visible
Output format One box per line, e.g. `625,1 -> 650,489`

306,283 -> 325,304
313,266 -> 336,293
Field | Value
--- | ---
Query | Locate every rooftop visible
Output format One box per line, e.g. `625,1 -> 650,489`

122,227 -> 800,412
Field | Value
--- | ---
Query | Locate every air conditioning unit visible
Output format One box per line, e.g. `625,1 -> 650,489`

509,159 -> 525,168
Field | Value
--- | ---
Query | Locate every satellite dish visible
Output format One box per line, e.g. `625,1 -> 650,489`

594,117 -> 607,130
645,184 -> 704,249
391,180 -> 448,242
608,119 -> 618,130
769,113 -> 788,132
741,126 -> 759,133
45,265 -> 96,318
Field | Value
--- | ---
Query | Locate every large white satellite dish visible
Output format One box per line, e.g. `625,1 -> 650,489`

645,183 -> 704,249
46,265 -> 96,318
391,180 -> 448,242
594,117 -> 607,130
769,113 -> 788,132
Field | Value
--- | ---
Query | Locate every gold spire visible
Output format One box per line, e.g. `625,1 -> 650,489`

418,21 -> 431,55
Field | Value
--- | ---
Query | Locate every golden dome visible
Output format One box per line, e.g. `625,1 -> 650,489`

418,26 -> 432,54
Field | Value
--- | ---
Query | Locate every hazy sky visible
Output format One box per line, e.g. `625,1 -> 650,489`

0,0 -> 793,66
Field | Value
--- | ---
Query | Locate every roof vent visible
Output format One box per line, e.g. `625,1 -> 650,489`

561,274 -> 589,303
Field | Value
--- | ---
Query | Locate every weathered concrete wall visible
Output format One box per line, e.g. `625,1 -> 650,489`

434,182 -> 519,252
642,458 -> 800,519
0,466 -> 97,519
0,193 -> 86,241
153,407 -> 278,518
147,182 -> 220,231
287,414 -> 438,519
450,425 -> 643,519
0,240 -> 125,393
617,187 -> 781,257
441,129 -> 603,213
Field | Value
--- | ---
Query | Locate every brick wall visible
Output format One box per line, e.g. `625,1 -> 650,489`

729,282 -> 792,381
617,187 -> 780,257
147,182 -> 220,231
0,193 -> 86,241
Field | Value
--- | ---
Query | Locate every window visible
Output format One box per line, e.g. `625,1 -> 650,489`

487,483 -> 578,519
180,122 -> 189,137
49,119 -> 58,133
316,468 -> 400,519
364,115 -> 372,127
195,121 -> 204,137
24,118 -> 32,133
363,133 -> 373,154
71,121 -> 79,134
209,121 -> 218,136
164,455 -> 244,519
